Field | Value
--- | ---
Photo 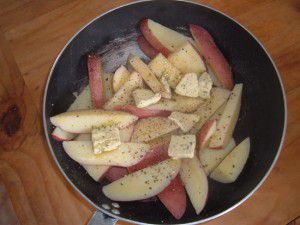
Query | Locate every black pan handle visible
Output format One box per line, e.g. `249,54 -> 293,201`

87,210 -> 118,225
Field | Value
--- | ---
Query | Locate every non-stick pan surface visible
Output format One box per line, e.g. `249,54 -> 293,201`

43,1 -> 286,224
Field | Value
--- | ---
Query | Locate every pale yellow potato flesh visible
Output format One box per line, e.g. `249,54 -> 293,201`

102,159 -> 181,201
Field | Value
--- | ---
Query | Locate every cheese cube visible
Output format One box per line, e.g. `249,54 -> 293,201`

132,88 -> 162,108
92,126 -> 121,154
175,73 -> 199,97
168,112 -> 199,132
148,53 -> 182,88
198,72 -> 213,99
168,135 -> 196,159
160,76 -> 172,99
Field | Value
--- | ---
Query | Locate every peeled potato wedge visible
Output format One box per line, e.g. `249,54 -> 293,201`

74,133 -> 91,141
180,158 -> 208,215
52,85 -> 93,141
128,55 -> 169,98
119,124 -> 134,142
146,95 -> 204,113
189,88 -> 231,134
209,84 -> 243,149
82,165 -> 109,182
102,159 -> 181,201
68,85 -> 92,111
50,110 -> 138,133
210,137 -> 250,183
113,65 -> 130,93
131,117 -> 179,143
148,53 -> 182,88
102,73 -> 114,101
199,138 -> 236,175
168,42 -> 206,74
104,72 -> 143,110
63,141 -> 149,167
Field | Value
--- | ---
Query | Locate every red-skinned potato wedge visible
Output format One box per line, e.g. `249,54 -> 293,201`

197,119 -> 217,151
127,139 -> 169,173
51,127 -> 75,141
105,166 -> 128,182
140,19 -> 188,56
140,19 -> 169,56
180,158 -> 208,215
115,105 -> 171,119
102,159 -> 181,202
137,35 -> 159,59
127,138 -> 186,219
190,24 -> 233,90
158,176 -> 187,219
127,136 -> 169,203
87,54 -> 105,108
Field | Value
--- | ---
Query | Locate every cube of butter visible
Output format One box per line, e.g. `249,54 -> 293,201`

168,135 -> 196,159
91,126 -> 121,154
175,73 -> 199,97
198,72 -> 213,99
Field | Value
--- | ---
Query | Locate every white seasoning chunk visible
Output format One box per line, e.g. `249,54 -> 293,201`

92,125 -> 121,154
198,72 -> 213,99
168,135 -> 196,159
132,88 -> 162,108
168,112 -> 199,132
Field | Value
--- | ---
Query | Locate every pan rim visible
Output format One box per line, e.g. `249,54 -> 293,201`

42,0 -> 287,224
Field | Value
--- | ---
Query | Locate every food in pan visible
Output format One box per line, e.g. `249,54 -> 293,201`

50,19 -> 250,219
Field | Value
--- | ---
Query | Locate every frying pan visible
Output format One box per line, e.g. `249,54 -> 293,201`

43,1 -> 287,224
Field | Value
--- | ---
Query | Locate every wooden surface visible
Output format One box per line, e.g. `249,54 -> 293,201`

0,0 -> 299,224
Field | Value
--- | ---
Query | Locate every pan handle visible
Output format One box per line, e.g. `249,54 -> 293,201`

87,210 -> 118,225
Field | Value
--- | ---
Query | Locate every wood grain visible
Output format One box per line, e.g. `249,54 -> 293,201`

0,0 -> 299,225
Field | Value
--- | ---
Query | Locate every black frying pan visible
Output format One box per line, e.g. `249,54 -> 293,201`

43,1 -> 287,224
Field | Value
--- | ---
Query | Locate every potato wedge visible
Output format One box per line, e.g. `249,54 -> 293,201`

180,158 -> 208,214
128,55 -> 169,98
131,117 -> 179,143
104,72 -> 143,110
148,53 -> 182,88
199,138 -> 236,174
209,84 -> 243,149
168,42 -> 206,74
82,165 -> 109,182
50,110 -> 138,133
210,138 -> 250,183
102,159 -> 181,201
63,141 -> 149,167
189,88 -> 231,134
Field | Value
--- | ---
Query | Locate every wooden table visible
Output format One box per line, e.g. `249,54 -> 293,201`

0,0 -> 299,225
